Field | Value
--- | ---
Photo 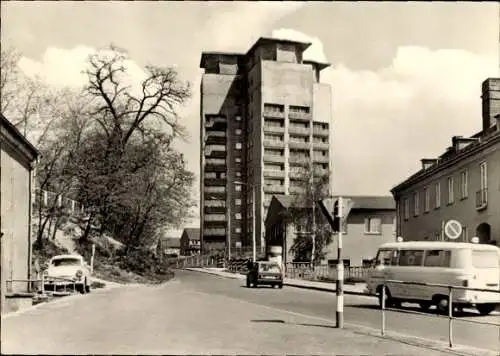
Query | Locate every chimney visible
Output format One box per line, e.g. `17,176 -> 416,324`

481,78 -> 500,131
420,158 -> 439,170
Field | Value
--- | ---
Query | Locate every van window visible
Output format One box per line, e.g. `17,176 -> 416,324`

398,250 -> 424,266
472,250 -> 499,269
424,249 -> 451,267
375,249 -> 397,266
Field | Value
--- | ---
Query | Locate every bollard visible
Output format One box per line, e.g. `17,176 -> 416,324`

41,274 -> 45,295
448,286 -> 453,348
381,285 -> 386,336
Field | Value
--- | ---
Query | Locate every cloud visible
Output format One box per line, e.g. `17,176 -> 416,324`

18,45 -> 147,91
271,28 -> 498,195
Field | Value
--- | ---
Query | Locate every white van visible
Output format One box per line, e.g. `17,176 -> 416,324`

366,241 -> 500,315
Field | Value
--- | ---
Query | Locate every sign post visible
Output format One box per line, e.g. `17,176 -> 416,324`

318,196 -> 354,329
336,196 -> 344,329
90,244 -> 96,275
444,220 -> 462,241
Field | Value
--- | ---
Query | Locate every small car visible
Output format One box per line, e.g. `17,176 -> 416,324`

246,261 -> 283,288
44,254 -> 91,294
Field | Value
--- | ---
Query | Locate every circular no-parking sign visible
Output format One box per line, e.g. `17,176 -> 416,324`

444,220 -> 462,240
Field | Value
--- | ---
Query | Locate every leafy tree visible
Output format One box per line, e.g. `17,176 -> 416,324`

289,165 -> 332,264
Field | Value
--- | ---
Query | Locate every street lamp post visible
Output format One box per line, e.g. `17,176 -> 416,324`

235,181 -> 256,262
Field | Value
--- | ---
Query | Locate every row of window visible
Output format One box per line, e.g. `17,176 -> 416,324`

403,162 -> 488,219
377,249 -> 451,267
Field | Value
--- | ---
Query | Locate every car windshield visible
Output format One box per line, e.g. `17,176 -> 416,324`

472,250 -> 499,269
51,258 -> 81,267
258,263 -> 281,273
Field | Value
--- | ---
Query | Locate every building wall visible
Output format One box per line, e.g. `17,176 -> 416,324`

1,143 -> 31,295
395,140 -> 500,244
323,210 -> 396,266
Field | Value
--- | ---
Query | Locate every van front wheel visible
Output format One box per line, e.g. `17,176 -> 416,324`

477,303 -> 496,316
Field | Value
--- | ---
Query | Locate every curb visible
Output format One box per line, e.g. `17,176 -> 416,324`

186,268 -> 372,296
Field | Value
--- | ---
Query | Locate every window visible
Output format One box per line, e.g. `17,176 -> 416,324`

472,250 -> 498,269
435,182 -> 441,208
424,187 -> 430,213
235,227 -> 241,233
235,142 -> 242,150
235,213 -> 242,220
413,192 -> 419,216
364,217 -> 381,234
403,197 -> 410,220
235,115 -> 242,122
235,157 -> 242,163
480,162 -> 488,190
460,170 -> 468,199
235,185 -> 242,192
398,250 -> 424,266
236,172 -> 241,178
235,199 -> 242,206
375,249 -> 397,266
235,129 -> 242,135
423,250 -> 451,267
447,177 -> 454,204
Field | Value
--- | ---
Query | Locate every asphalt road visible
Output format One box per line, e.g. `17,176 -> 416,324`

2,270 -> 498,355
176,270 -> 500,352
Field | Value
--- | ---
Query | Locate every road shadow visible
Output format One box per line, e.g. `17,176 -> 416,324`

240,285 -> 276,289
349,304 -> 486,318
250,319 -> 335,329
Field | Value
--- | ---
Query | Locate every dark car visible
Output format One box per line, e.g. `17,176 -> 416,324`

246,261 -> 283,288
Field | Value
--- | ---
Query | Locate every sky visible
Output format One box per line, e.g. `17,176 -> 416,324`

2,2 -> 499,237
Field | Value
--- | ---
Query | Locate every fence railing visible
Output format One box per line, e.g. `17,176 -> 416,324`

285,263 -> 373,282
380,280 -> 500,348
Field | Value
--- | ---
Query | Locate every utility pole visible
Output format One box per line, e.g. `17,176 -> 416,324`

252,184 -> 256,262
336,196 -> 344,329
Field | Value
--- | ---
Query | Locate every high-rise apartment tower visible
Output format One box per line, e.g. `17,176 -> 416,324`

200,37 -> 332,254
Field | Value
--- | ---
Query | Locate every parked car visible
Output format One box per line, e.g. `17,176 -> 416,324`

246,261 -> 283,288
44,254 -> 91,294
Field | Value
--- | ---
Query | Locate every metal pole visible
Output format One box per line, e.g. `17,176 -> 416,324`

227,193 -> 231,262
311,167 -> 316,267
381,283 -> 386,336
336,196 -> 344,328
448,286 -> 453,348
252,184 -> 256,263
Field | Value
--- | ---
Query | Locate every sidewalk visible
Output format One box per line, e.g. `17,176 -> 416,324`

186,267 -> 369,295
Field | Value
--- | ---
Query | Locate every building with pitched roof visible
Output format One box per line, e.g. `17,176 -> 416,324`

391,78 -> 500,245
264,195 -> 396,266
180,228 -> 201,256
1,113 -> 39,314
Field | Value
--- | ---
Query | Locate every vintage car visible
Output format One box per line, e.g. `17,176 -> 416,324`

246,261 -> 283,288
44,254 -> 91,293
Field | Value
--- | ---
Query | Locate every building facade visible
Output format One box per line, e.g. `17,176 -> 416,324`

265,195 -> 396,266
180,228 -> 201,256
391,78 -> 500,245
1,114 -> 38,314
200,37 -> 332,255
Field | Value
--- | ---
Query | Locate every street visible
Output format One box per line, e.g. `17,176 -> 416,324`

1,270 -> 498,355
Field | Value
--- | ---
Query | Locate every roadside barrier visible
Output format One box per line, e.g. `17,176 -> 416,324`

379,280 -> 500,348
6,275 -> 81,297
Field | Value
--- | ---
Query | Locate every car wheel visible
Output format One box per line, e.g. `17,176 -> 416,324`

278,283 -> 283,289
246,278 -> 250,288
419,301 -> 431,311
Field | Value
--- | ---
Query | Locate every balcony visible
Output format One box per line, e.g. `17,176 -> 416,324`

263,111 -> 285,119
288,111 -> 311,121
264,185 -> 285,194
263,154 -> 285,164
263,140 -> 285,149
313,155 -> 329,163
263,170 -> 285,178
205,136 -> 226,145
204,164 -> 226,173
205,117 -> 226,128
263,125 -> 285,134
205,186 -> 226,194
289,156 -> 309,165
313,126 -> 329,137
475,188 -> 488,210
289,186 -> 306,194
288,126 -> 310,136
289,170 -> 308,179
204,214 -> 226,222
313,141 -> 329,150
204,178 -> 226,186
204,228 -> 226,236
289,141 -> 310,150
